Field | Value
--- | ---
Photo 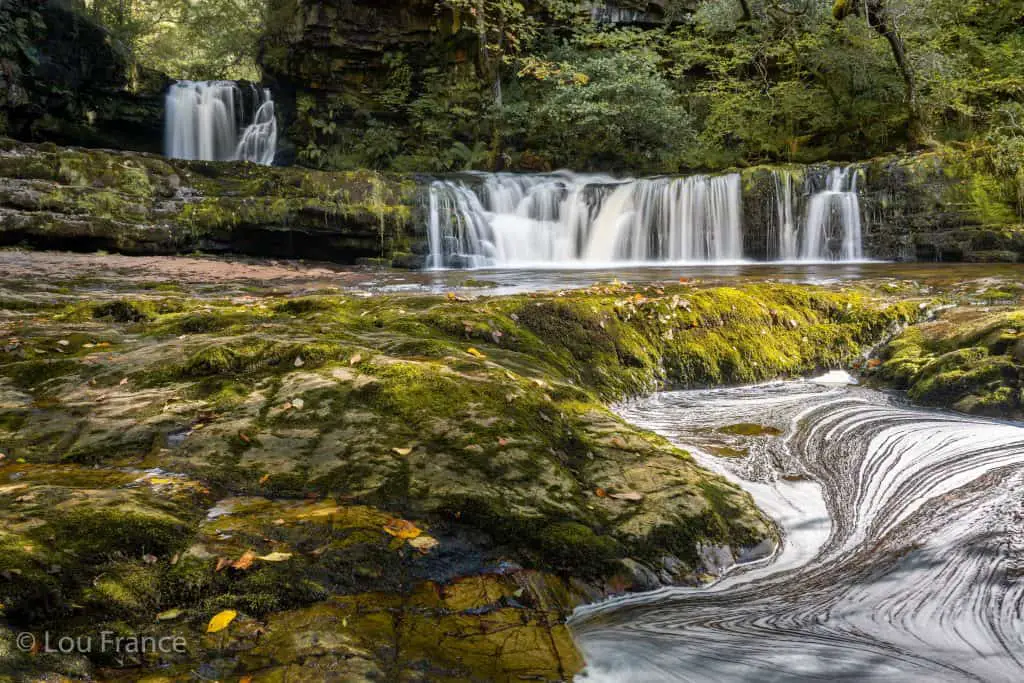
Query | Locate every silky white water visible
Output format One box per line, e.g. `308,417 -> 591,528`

571,382 -> 1024,681
164,81 -> 277,165
426,167 -> 866,269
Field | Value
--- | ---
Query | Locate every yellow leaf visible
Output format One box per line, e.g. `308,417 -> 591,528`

392,447 -> 413,456
257,552 -> 293,562
383,518 -> 421,540
148,477 -> 177,485
156,608 -> 184,621
206,609 -> 237,633
259,473 -> 271,485
467,347 -> 486,359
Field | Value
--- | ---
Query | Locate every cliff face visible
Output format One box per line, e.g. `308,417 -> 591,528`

260,0 -> 476,165
0,0 -> 167,153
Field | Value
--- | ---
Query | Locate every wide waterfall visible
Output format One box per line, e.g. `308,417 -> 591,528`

426,167 -> 866,269
164,81 -> 278,165
427,173 -> 743,268
769,166 -> 864,261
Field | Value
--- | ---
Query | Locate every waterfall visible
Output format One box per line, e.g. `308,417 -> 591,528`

164,81 -> 278,165
768,166 -> 864,262
801,167 -> 863,261
768,171 -> 799,261
427,173 -> 743,268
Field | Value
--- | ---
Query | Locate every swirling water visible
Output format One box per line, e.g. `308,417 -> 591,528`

571,380 -> 1024,682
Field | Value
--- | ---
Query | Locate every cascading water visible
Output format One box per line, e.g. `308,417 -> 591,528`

802,167 -> 864,261
768,166 -> 865,262
427,173 -> 743,268
164,81 -> 278,165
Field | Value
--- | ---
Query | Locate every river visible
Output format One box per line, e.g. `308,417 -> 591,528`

572,379 -> 1024,682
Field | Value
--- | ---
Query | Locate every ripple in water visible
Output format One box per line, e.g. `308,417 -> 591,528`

571,381 -> 1024,682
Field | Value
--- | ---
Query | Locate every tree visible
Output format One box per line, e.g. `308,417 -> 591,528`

833,0 -> 926,146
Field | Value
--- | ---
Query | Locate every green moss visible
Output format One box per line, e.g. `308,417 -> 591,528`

93,299 -> 157,323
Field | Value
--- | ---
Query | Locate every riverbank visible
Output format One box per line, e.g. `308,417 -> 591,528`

0,255 -> 949,680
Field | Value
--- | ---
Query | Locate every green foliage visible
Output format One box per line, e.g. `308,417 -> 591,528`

507,50 -> 694,171
80,0 -> 262,81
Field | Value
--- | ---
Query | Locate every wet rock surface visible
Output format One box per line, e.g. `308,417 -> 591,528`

0,263 -> 932,680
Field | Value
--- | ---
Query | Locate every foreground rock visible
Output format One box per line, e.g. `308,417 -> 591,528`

0,138 -> 420,265
0,274 -> 921,680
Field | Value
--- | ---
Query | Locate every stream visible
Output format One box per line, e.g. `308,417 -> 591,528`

571,378 -> 1024,681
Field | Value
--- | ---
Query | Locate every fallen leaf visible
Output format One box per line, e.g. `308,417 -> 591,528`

156,608 -> 184,621
408,535 -> 439,554
119,377 -> 129,386
142,553 -> 158,565
392,446 -> 413,456
206,609 -> 237,633
294,356 -> 305,367
240,677 -> 253,683
232,550 -> 256,571
239,433 -> 251,444
609,491 -> 644,502
383,518 -> 422,540
259,473 -> 271,485
467,347 -> 486,359
291,397 -> 304,410
349,353 -> 362,365
498,437 -> 509,446
257,552 -> 293,562
57,339 -> 69,346
610,436 -> 627,448
595,488 -> 607,498
215,557 -> 232,572
272,518 -> 285,526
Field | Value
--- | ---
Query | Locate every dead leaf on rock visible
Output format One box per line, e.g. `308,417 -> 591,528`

257,552 -> 293,562
595,488 -> 607,498
215,557 -> 232,572
467,347 -> 486,359
383,518 -> 422,540
609,491 -> 644,502
408,535 -> 439,554
349,353 -> 362,365
206,609 -> 237,633
294,356 -> 304,367
156,608 -> 184,621
142,553 -> 158,565
119,377 -> 129,386
259,473 -> 270,485
392,447 -> 413,456
232,550 -> 256,571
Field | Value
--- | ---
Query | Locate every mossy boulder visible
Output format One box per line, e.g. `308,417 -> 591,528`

870,305 -> 1024,418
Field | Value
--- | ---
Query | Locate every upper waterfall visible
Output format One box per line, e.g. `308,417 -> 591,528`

164,81 -> 278,165
427,168 -> 866,269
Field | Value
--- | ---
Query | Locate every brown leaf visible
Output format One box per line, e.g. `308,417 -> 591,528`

609,491 -> 644,502
259,473 -> 271,485
239,433 -> 251,444
595,488 -> 607,498
119,377 -> 129,386
349,353 -> 362,365
232,550 -> 256,571
215,557 -> 232,572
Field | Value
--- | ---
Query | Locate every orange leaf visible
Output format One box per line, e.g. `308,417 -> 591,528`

215,557 -> 232,572
383,518 -> 422,540
259,473 -> 270,485
232,550 -> 256,571
595,488 -> 607,498
239,433 -> 251,444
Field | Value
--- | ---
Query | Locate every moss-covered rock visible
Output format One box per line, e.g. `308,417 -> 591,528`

869,305 -> 1024,419
0,275 -> 925,679
0,138 -> 421,264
